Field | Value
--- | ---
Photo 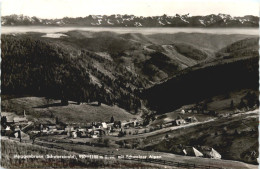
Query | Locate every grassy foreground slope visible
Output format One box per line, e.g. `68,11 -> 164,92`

1,138 -> 157,168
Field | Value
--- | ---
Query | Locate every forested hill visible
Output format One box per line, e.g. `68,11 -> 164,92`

141,38 -> 259,113
1,34 -> 144,112
2,32 -> 258,114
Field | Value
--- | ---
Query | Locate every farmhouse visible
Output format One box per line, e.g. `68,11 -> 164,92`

210,148 -> 221,159
174,119 -> 186,126
186,116 -> 198,123
47,125 -> 57,132
13,117 -> 28,123
183,147 -> 204,157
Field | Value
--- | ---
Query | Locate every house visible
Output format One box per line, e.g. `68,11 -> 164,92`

96,122 -> 102,129
1,112 -> 15,124
183,147 -> 204,157
71,131 -> 77,138
47,125 -> 57,132
101,122 -> 107,129
5,126 -> 11,131
210,148 -> 221,159
122,119 -> 142,128
91,130 -> 100,138
14,126 -> 21,132
124,122 -> 135,128
193,147 -> 203,157
12,110 -> 28,124
65,126 -> 75,132
186,116 -> 198,123
106,123 -> 114,128
98,129 -> 106,136
174,119 -> 186,126
165,122 -> 172,127
77,128 -> 87,137
200,147 -> 221,159
208,110 -> 217,116
86,123 -> 92,128
113,121 -> 121,128
78,128 -> 86,132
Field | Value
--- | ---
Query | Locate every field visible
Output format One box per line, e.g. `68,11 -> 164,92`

2,96 -> 138,124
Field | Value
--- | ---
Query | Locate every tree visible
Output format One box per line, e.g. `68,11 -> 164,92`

98,83 -> 105,106
60,85 -> 69,106
55,117 -> 59,124
239,98 -> 246,109
110,116 -> 114,123
97,98 -> 101,106
61,96 -> 69,106
104,138 -> 110,147
165,133 -> 169,139
118,130 -> 126,137
1,116 -> 7,125
230,100 -> 234,109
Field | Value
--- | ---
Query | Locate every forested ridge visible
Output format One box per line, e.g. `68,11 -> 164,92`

142,56 -> 259,113
1,34 -> 142,112
2,32 -> 258,114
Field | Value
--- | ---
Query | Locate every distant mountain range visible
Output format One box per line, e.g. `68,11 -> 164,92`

2,14 -> 259,27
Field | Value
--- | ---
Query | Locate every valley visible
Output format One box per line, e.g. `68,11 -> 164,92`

1,29 -> 259,168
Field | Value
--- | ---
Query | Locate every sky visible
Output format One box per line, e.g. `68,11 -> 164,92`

1,0 -> 259,19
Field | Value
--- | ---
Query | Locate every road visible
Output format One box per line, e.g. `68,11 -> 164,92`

117,118 -> 216,141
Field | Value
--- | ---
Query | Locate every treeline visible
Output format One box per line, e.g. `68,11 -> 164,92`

1,35 -> 142,112
142,56 -> 259,113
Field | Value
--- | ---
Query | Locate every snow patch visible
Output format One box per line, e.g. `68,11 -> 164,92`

166,20 -> 171,24
97,19 -> 102,25
180,17 -> 189,23
199,19 -> 205,25
134,22 -> 142,27
107,19 -> 114,25
158,20 -> 165,25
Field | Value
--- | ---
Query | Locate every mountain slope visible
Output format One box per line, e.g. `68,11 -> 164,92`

216,37 -> 259,58
2,31 -> 258,113
142,55 -> 259,113
1,34 -> 144,112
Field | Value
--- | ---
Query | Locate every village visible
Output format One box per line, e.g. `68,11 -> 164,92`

2,97 -> 258,162
1,109 -> 202,140
1,107 -> 225,161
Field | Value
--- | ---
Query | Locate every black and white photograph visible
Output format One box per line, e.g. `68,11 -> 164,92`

0,0 -> 259,168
